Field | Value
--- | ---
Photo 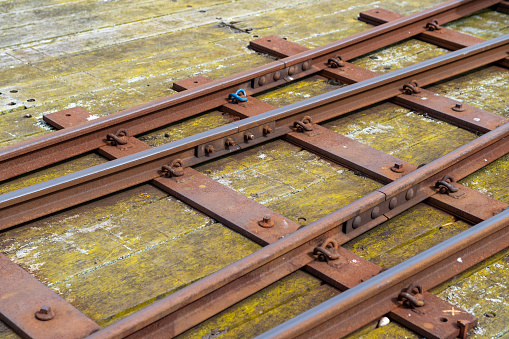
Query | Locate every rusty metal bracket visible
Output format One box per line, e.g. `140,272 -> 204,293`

343,186 -> 418,234
425,19 -> 441,31
327,55 -> 345,68
258,215 -> 275,228
435,175 -> 458,194
294,116 -> 314,132
195,121 -> 275,158
313,239 -> 340,261
162,159 -> 185,178
106,129 -> 132,151
402,80 -> 421,94
398,283 -> 425,308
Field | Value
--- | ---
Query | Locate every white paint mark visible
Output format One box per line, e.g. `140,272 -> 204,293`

473,118 -> 480,122
421,97 -> 428,100
457,257 -> 463,263
87,114 -> 100,121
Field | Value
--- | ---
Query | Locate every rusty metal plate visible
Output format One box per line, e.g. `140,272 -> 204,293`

172,76 -> 214,92
286,125 -> 417,183
0,254 -> 101,339
394,89 -> 508,133
222,97 -> 277,119
153,168 -> 301,245
320,62 -> 377,84
42,107 -> 92,130
427,185 -> 509,224
305,247 -> 381,290
390,292 -> 478,339
249,35 -> 309,58
97,137 -> 153,160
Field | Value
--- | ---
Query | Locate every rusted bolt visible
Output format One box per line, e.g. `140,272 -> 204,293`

406,188 -> 415,201
398,284 -> 425,308
244,132 -> 255,141
258,76 -> 266,86
389,197 -> 398,210
371,206 -> 380,219
302,61 -> 310,71
225,137 -> 236,147
352,216 -> 362,229
402,80 -> 421,95
313,238 -> 340,261
106,129 -> 129,146
162,159 -> 184,178
452,102 -> 465,112
391,163 -> 404,173
288,66 -> 295,76
258,215 -> 274,228
327,55 -> 344,68
293,116 -> 314,132
205,145 -> 215,154
35,306 -> 54,321
435,175 -> 458,194
263,126 -> 273,135
425,19 -> 441,31
273,71 -> 281,81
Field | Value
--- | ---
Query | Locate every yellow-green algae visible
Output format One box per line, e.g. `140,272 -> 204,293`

0,183 -> 260,326
0,321 -> 18,339
351,40 -> 448,75
444,9 -> 509,40
459,153 -> 509,204
178,271 -> 338,339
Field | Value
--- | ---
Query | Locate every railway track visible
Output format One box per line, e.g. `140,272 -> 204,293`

0,0 -> 508,338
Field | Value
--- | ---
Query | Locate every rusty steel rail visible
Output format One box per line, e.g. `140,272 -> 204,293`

0,35 -> 508,230
259,207 -> 509,339
86,120 -> 509,338
0,0 -> 501,182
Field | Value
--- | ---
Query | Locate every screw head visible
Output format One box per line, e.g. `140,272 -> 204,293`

258,76 -> 266,86
371,206 -> 380,219
452,103 -> 465,112
258,215 -> 274,228
225,137 -> 235,147
391,163 -> 405,173
205,145 -> 215,154
35,306 -> 55,321
288,66 -> 295,76
244,132 -> 255,141
389,197 -> 398,210
273,71 -> 281,81
352,216 -> 362,229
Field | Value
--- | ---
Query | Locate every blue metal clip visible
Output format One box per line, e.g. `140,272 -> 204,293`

228,89 -> 247,104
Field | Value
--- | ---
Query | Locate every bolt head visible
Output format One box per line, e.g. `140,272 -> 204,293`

452,102 -> 465,112
391,163 -> 405,173
35,306 -> 54,321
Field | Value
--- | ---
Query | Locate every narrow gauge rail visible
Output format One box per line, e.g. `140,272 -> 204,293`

1,1 -> 508,338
